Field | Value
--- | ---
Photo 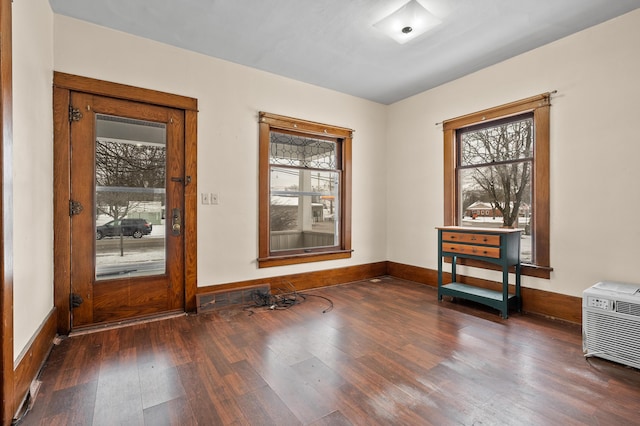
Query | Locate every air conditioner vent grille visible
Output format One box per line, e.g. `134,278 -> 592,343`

616,301 -> 640,317
584,310 -> 640,369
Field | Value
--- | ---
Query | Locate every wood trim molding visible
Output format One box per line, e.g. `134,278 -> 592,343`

387,261 -> 580,324
184,109 -> 198,311
1,0 -> 14,422
257,251 -> 353,268
259,112 -> 353,138
52,87 -> 72,333
53,73 -> 199,333
197,262 -> 388,296
13,309 -> 57,418
442,94 -> 550,130
53,72 -> 198,112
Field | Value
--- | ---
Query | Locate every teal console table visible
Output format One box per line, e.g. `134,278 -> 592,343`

437,226 -> 521,319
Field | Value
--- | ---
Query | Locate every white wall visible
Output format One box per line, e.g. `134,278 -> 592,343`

387,9 -> 640,298
12,0 -> 54,360
53,15 -> 389,287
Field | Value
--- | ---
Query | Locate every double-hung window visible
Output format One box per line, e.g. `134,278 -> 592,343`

443,94 -> 552,278
258,112 -> 352,267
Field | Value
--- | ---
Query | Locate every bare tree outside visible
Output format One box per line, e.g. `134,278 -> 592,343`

270,199 -> 299,231
95,140 -> 166,221
459,114 -> 533,228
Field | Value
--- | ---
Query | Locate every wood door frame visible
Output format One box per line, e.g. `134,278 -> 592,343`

53,72 -> 198,334
0,0 -> 13,423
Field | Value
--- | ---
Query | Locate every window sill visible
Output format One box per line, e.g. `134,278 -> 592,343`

258,250 -> 352,268
444,257 -> 552,279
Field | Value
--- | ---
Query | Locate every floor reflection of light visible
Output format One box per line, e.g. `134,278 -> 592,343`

366,382 -> 442,422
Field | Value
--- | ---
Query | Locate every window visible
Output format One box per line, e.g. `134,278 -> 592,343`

459,113 -> 533,261
443,94 -> 552,278
258,112 -> 352,267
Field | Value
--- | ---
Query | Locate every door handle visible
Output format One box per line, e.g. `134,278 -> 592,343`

172,208 -> 181,236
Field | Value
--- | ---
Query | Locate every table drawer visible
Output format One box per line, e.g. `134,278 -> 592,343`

441,232 -> 500,246
442,243 -> 501,259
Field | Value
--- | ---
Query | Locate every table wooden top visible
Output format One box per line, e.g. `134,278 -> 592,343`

436,225 -> 522,234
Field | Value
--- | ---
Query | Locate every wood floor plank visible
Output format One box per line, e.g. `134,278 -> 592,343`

17,277 -> 640,425
308,410 -> 352,426
223,359 -> 268,396
138,365 -> 186,410
48,334 -> 103,391
243,346 -> 336,424
20,380 -> 98,426
142,396 -> 198,426
92,347 -> 144,426
175,361 -> 225,425
234,384 -> 301,425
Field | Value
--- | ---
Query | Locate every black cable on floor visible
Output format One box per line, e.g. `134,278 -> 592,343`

244,282 -> 333,315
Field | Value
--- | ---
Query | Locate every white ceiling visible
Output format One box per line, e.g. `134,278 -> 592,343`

49,0 -> 640,105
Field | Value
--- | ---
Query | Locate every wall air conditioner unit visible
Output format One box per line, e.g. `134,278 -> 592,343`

583,281 -> 640,369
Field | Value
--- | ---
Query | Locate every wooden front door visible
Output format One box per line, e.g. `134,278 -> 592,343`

68,92 -> 185,328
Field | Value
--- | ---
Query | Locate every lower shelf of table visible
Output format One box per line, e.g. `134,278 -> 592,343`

438,282 -> 520,319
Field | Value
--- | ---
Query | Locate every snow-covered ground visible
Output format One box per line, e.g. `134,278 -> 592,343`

95,225 -> 166,279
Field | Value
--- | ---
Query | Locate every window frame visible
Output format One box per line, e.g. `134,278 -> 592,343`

443,94 -> 552,279
258,112 -> 353,268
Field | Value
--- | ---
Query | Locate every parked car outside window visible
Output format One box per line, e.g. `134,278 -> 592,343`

96,218 -> 153,240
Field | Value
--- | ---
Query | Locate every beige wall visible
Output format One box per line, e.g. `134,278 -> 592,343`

387,9 -> 640,297
53,15 -> 389,287
12,0 -> 54,359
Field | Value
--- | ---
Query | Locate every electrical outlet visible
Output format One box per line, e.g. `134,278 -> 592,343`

211,193 -> 219,205
201,192 -> 210,205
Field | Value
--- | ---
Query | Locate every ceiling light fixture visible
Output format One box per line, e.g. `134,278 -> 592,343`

373,0 -> 441,44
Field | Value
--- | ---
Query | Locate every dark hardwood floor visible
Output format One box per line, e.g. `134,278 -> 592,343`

17,277 -> 640,425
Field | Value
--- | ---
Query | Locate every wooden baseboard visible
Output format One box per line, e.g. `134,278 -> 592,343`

196,261 -> 388,297
197,261 -> 581,324
387,261 -> 581,324
13,308 -> 57,417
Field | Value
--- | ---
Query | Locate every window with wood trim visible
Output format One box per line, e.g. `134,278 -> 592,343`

258,112 -> 352,268
443,94 -> 552,278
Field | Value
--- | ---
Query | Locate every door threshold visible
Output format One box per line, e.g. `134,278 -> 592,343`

69,311 -> 186,336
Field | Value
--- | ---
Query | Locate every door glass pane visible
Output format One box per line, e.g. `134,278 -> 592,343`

95,114 -> 167,280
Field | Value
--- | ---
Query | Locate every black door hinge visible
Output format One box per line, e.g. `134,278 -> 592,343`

71,293 -> 84,309
69,105 -> 83,122
69,200 -> 84,216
